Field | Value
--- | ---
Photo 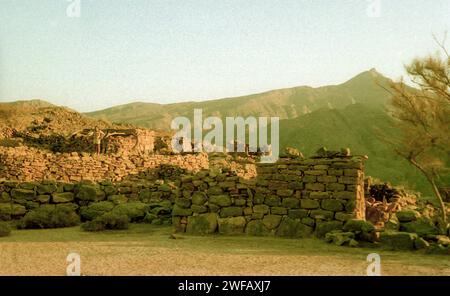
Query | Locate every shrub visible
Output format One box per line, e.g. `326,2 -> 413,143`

100,212 -> 129,230
21,205 -> 80,229
81,212 -> 129,232
81,220 -> 105,232
111,202 -> 149,222
80,201 -> 114,221
0,222 -> 11,237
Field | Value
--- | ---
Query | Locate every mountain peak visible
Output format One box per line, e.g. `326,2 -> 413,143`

342,68 -> 390,86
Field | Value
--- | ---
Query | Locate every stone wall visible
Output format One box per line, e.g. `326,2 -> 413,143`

0,178 -> 176,224
173,156 -> 366,238
0,153 -> 367,239
0,146 -> 209,182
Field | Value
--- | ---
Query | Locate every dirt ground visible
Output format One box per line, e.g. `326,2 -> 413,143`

0,225 -> 448,276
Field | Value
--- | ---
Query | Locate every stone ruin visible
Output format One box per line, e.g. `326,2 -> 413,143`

0,146 -> 368,239
0,142 -> 448,253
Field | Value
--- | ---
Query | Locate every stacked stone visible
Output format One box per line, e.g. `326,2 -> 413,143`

0,178 -> 177,224
171,167 -> 257,234
250,156 -> 365,237
0,146 -> 209,182
172,155 -> 366,238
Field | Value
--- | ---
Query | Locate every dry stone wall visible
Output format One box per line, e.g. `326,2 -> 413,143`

173,156 -> 366,238
0,146 -> 209,182
0,152 -> 366,239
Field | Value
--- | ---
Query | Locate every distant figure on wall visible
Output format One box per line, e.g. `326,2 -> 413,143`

89,127 -> 105,155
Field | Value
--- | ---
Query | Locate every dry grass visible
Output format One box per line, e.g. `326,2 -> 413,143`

0,224 -> 448,276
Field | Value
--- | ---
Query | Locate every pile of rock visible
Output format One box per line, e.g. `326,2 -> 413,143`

380,209 -> 449,254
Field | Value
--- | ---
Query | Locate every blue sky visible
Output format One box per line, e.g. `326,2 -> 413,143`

1,0 -> 449,112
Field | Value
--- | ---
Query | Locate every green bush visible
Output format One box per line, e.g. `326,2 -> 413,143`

81,220 -> 105,232
0,222 -> 11,237
100,212 -> 129,229
111,202 -> 149,222
80,201 -> 115,221
21,205 -> 80,229
81,212 -> 129,232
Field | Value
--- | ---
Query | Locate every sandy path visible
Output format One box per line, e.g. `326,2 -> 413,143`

1,241 -> 448,276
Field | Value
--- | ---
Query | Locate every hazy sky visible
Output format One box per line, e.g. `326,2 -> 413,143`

1,0 -> 449,112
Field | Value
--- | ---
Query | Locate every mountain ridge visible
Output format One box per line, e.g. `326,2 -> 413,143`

85,69 -> 397,130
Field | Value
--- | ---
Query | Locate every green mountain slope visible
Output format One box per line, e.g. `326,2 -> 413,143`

278,104 -> 429,192
86,68 -> 394,130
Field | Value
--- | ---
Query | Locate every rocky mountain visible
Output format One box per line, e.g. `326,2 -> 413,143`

86,68 -> 395,130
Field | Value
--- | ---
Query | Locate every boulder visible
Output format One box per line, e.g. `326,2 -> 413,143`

321,199 -> 344,212
111,202 -> 150,221
396,210 -> 420,222
0,192 -> 11,203
270,207 -> 287,215
264,196 -> 281,207
171,204 -> 193,217
277,189 -> 294,197
186,213 -> 218,235
76,185 -> 105,202
191,205 -> 208,214
301,217 -> 315,227
209,195 -> 232,207
325,231 -> 355,246
315,221 -> 343,238
37,183 -> 58,195
385,216 -> 400,231
379,231 -> 418,250
175,198 -> 191,209
400,218 -> 439,237
343,219 -> 375,233
310,210 -> 334,220
192,192 -> 207,205
334,212 -> 353,222
284,147 -> 303,159
276,217 -> 313,238
253,205 -> 269,215
220,207 -> 243,218
11,189 -> 35,201
262,215 -> 282,230
11,204 -> 27,217
207,186 -> 223,195
288,209 -> 308,219
19,182 -> 37,190
234,199 -> 247,206
245,220 -> 270,236
281,197 -> 299,208
37,195 -> 51,204
52,192 -> 74,203
300,199 -> 320,209
218,216 -> 246,235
